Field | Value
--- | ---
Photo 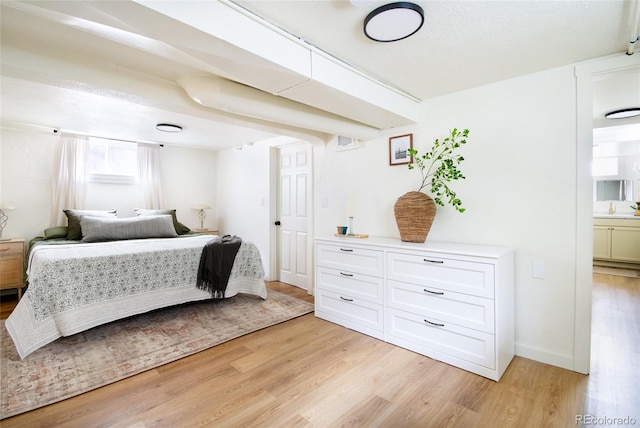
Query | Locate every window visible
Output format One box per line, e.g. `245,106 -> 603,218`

88,139 -> 138,184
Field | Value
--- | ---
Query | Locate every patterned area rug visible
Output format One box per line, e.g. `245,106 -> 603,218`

1,289 -> 314,419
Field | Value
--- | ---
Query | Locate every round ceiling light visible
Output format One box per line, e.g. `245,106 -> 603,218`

156,123 -> 182,132
364,2 -> 424,42
604,108 -> 640,120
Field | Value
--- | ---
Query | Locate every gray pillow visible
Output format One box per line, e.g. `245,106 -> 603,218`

134,208 -> 190,235
64,209 -> 117,240
80,215 -> 178,243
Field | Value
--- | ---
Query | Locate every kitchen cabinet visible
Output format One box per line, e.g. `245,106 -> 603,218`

593,218 -> 640,264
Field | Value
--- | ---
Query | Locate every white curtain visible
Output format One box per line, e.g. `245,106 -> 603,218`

51,133 -> 89,226
137,143 -> 165,209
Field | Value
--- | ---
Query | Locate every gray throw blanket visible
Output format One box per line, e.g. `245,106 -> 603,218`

196,235 -> 242,299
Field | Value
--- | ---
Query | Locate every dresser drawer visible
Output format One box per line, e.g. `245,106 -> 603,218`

315,289 -> 384,338
316,244 -> 384,277
386,307 -> 495,369
387,279 -> 494,333
0,241 -> 23,255
316,266 -> 384,304
0,254 -> 24,288
387,252 -> 495,298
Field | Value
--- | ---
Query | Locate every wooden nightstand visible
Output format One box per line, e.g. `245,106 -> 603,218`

193,229 -> 220,236
0,238 -> 26,299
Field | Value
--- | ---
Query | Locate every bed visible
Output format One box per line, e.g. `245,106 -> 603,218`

5,219 -> 267,359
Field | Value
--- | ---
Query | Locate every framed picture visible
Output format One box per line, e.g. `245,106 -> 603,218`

389,134 -> 413,165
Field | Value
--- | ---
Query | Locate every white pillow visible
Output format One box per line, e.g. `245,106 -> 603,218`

80,215 -> 178,243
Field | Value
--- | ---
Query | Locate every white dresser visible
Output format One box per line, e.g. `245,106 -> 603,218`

315,236 -> 514,381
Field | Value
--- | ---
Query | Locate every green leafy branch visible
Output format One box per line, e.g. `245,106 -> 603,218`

407,128 -> 469,213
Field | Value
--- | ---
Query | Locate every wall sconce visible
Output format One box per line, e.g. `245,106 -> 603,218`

192,204 -> 211,230
0,204 -> 16,240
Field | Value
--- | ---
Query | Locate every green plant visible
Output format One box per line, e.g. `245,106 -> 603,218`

407,128 -> 469,213
631,202 -> 640,210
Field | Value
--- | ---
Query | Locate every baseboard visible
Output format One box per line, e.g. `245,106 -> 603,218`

593,260 -> 640,270
515,343 -> 576,372
593,265 -> 640,278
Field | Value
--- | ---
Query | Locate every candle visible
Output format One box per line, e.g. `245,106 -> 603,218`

349,193 -> 354,217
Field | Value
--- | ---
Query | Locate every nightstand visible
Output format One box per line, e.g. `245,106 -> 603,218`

193,229 -> 220,236
0,238 -> 26,299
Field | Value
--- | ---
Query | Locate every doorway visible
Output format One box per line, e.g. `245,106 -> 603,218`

575,55 -> 640,374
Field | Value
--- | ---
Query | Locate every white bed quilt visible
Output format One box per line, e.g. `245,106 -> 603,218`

5,235 -> 267,359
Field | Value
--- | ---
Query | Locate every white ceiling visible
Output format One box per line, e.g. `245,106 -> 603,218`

1,0 -> 639,151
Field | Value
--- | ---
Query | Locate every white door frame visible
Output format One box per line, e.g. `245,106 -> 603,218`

574,53 -> 640,374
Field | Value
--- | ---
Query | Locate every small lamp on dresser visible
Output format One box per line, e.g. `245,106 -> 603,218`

0,203 -> 16,241
192,204 -> 211,230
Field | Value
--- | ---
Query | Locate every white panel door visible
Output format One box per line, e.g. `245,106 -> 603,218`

278,143 -> 312,290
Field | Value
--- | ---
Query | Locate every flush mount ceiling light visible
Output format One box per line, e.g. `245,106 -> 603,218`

155,123 -> 182,132
364,2 -> 424,42
604,108 -> 640,119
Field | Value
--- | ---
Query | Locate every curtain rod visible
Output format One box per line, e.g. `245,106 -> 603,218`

53,128 -> 164,147
1,121 -> 163,147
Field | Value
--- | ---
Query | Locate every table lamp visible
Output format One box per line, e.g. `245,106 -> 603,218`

192,204 -> 211,230
0,204 -> 16,241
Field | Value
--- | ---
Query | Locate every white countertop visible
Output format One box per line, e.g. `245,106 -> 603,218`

593,214 -> 639,219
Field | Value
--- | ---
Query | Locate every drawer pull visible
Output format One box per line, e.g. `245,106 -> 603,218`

339,248 -> 354,252
340,272 -> 354,277
424,319 -> 445,327
423,259 -> 444,264
423,288 -> 444,295
0,248 -> 9,252
340,296 -> 354,302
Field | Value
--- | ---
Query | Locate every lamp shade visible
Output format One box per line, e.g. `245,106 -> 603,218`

192,204 -> 211,210
364,2 -> 424,42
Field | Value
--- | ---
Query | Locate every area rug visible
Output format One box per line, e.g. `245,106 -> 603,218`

0,289 -> 314,419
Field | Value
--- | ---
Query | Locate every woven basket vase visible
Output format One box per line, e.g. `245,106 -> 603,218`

394,191 -> 436,243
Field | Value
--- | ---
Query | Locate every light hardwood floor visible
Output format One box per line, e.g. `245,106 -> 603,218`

1,275 -> 638,427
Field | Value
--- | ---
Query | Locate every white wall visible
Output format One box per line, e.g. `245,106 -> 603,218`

157,145 -> 217,230
215,143 -> 273,279
419,68 -> 579,370
1,129 -> 57,241
0,128 -> 217,242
